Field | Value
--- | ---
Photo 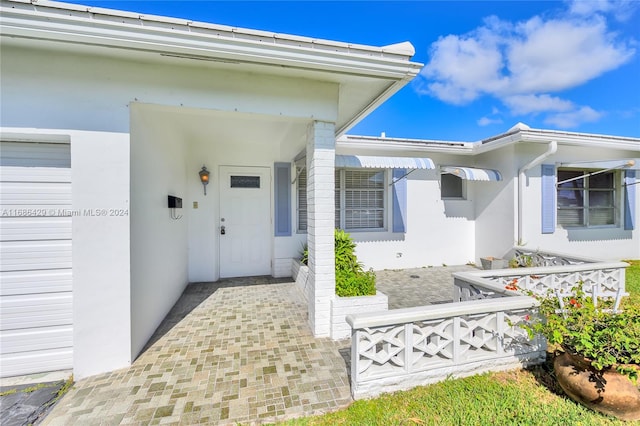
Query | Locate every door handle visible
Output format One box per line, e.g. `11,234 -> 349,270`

220,225 -> 226,235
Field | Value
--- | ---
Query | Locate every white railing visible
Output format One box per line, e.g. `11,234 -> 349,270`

346,297 -> 545,399
453,262 -> 628,302
344,250 -> 628,399
507,247 -> 596,267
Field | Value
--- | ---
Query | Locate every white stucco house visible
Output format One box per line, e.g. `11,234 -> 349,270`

1,0 -> 638,381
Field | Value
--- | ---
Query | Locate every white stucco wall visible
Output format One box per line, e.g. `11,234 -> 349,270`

338,141 -> 639,270
475,143 -> 640,262
518,144 -> 639,260
70,130 -> 131,378
474,145 -> 518,262
331,151 -> 478,270
0,46 -> 339,133
129,106 -> 190,358
2,47 -> 134,378
2,44 -> 342,375
0,128 -> 132,379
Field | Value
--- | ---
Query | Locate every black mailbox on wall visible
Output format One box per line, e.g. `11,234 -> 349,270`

168,195 -> 182,209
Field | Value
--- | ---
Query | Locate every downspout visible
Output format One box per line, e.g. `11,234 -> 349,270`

517,141 -> 557,244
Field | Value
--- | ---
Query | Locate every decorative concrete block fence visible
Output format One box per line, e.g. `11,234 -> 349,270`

346,297 -> 545,399
453,260 -> 628,303
346,249 -> 628,400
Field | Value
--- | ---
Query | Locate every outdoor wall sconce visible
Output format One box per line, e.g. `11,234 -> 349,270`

199,165 -> 210,195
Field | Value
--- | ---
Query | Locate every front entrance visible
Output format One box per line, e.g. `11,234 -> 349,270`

219,166 -> 271,278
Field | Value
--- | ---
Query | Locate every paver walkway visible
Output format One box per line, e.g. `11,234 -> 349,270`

41,266 -> 475,425
377,265 -> 476,309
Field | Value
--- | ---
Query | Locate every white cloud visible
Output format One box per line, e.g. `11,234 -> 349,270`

567,0 -> 637,21
544,106 -> 603,128
417,6 -> 636,128
503,94 -> 574,115
506,17 -> 634,94
419,33 -> 507,104
477,116 -> 503,126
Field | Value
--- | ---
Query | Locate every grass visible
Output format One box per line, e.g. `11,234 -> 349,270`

0,383 -> 50,397
623,259 -> 640,306
279,261 -> 640,426
283,369 -> 624,425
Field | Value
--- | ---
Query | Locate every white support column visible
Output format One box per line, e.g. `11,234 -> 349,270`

306,120 -> 335,337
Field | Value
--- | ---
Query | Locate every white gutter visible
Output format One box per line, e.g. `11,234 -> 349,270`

517,141 -> 557,244
336,135 -> 475,155
0,0 -> 421,80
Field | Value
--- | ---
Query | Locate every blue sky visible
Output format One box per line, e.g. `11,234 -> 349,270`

63,1 -> 639,141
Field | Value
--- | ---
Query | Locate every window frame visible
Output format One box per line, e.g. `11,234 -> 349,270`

335,168 -> 387,232
556,168 -> 620,229
440,172 -> 466,200
296,167 -> 388,233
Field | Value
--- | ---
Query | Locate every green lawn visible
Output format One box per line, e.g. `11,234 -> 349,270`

624,259 -> 640,306
280,261 -> 640,426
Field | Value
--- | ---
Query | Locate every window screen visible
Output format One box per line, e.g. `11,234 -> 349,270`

296,168 -> 386,232
557,169 -> 616,227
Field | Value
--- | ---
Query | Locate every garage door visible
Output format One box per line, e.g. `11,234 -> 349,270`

0,141 -> 73,378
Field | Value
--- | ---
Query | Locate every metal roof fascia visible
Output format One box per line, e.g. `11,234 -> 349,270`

475,129 -> 640,153
0,1 -> 422,80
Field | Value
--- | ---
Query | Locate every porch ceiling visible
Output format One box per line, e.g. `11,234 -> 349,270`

138,104 -> 309,157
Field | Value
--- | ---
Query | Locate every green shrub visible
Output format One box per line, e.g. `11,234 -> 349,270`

334,229 -> 376,297
334,229 -> 362,273
519,284 -> 640,381
300,230 -> 376,297
336,268 -> 376,297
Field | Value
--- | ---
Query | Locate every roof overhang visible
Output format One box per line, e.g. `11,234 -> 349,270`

0,0 -> 423,135
338,126 -> 640,156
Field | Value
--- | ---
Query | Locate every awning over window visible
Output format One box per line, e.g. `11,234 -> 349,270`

559,159 -> 639,170
441,166 -> 502,181
335,155 -> 434,169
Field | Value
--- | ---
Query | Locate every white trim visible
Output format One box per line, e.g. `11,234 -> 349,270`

335,155 -> 434,169
559,159 -> 638,171
557,163 -> 631,186
441,166 -> 502,182
338,128 -> 640,155
0,1 -> 422,79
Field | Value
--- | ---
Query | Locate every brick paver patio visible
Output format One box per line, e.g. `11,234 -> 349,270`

41,265 -> 475,425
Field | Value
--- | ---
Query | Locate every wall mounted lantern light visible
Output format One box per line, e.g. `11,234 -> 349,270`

199,165 -> 210,195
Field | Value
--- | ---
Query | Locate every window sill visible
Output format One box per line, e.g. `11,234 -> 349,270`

558,224 -> 619,230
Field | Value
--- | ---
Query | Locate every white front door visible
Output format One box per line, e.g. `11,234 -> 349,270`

219,166 -> 271,278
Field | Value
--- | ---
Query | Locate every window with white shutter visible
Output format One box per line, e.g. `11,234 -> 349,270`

297,168 -> 386,232
557,169 -> 617,227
